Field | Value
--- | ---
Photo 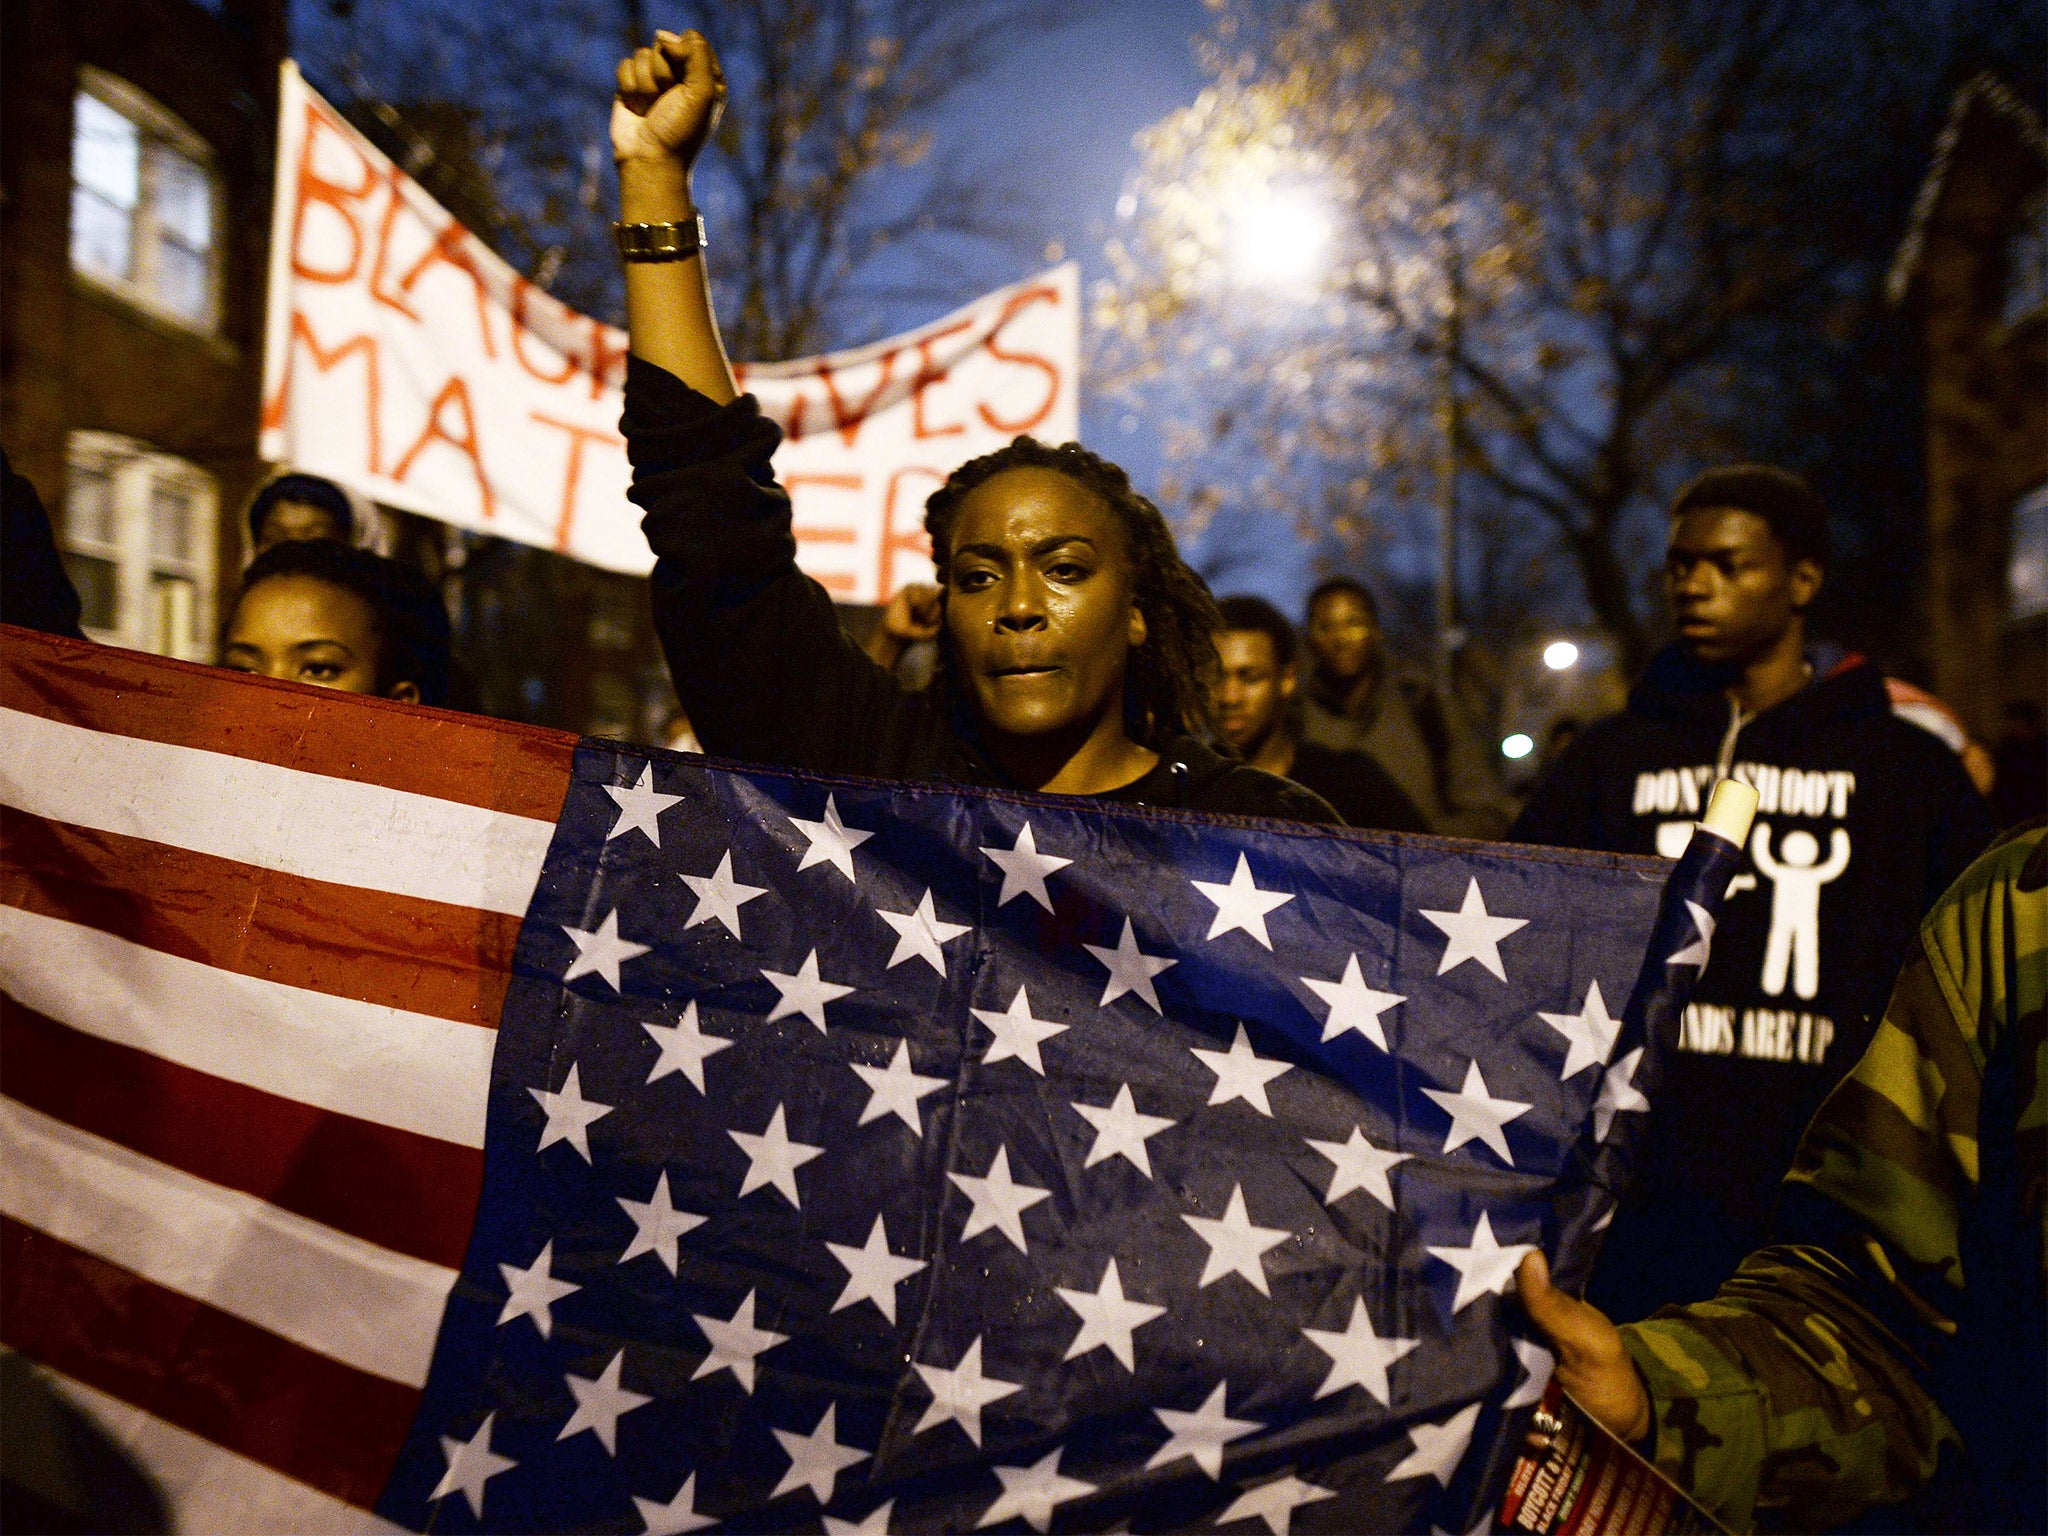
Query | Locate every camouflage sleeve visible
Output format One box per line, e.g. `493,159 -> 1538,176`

1617,827 -> 2045,1533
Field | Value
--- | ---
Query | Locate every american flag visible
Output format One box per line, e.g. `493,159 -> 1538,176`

0,623 -> 1734,1534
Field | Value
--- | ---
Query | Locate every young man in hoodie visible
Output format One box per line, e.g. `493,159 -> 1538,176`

1513,465 -> 1992,1323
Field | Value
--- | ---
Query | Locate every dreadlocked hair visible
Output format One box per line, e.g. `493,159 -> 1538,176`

922,436 -> 1220,748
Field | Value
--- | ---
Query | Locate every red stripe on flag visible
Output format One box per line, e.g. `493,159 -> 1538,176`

0,623 -> 576,822
2,807 -> 518,1028
1,997 -> 484,1270
0,1218 -> 420,1510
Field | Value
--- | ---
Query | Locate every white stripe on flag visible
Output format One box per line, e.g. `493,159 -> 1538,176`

0,905 -> 494,1148
2,1349 -> 405,1534
0,1095 -> 458,1389
0,704 -> 554,916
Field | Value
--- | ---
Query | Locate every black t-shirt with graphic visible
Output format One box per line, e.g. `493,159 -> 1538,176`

1513,644 -> 1993,1321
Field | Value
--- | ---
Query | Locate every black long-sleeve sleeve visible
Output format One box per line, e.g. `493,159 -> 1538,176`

625,357 -> 986,784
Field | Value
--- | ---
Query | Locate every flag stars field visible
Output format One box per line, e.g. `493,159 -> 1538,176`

1191,853 -> 1295,949
1420,877 -> 1528,981
1147,1381 -> 1262,1480
1190,1023 -> 1294,1116
562,908 -> 649,990
980,820 -> 1071,910
529,1062 -> 613,1161
642,1000 -> 732,1091
788,793 -> 872,882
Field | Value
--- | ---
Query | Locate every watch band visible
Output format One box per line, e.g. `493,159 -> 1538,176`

613,215 -> 707,263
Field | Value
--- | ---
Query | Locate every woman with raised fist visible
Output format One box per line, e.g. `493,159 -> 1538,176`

610,31 -> 1335,821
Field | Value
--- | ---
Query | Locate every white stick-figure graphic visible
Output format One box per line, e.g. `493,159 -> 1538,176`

1750,822 -> 1850,999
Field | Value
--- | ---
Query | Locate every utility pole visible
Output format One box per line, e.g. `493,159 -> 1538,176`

1435,240 -> 1466,699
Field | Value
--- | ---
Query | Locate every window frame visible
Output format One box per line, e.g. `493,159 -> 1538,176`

70,67 -> 224,336
63,430 -> 221,661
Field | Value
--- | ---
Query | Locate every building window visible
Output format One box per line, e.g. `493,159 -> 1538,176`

2011,483 -> 2048,626
2004,192 -> 2047,331
70,68 -> 220,333
62,432 -> 219,661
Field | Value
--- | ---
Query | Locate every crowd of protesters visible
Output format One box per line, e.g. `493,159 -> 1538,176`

0,25 -> 2040,1535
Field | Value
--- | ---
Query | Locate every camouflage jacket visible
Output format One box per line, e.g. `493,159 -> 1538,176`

1620,825 -> 2046,1533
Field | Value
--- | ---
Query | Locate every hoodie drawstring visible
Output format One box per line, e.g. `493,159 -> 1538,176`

1714,696 -> 1747,784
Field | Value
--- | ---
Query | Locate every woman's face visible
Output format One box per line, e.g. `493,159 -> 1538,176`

941,467 -> 1145,743
220,575 -> 417,702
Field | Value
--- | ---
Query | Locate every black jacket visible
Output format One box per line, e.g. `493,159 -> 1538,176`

1286,742 -> 1430,834
2,450 -> 84,640
1514,644 -> 1993,1321
624,360 -> 1338,825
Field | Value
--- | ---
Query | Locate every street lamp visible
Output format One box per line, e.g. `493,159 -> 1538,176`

1501,733 -> 1535,760
1230,187 -> 1330,289
1542,640 -> 1579,671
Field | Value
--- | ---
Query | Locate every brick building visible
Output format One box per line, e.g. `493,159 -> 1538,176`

1888,72 -> 2048,742
3,0 -> 289,658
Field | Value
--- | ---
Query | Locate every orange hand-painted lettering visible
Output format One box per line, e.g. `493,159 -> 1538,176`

976,286 -> 1063,434
263,313 -> 382,473
290,99 -> 375,284
530,411 -> 623,551
393,375 -> 496,520
910,319 -> 974,440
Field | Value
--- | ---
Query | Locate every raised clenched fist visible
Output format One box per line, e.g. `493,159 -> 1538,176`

611,30 -> 726,172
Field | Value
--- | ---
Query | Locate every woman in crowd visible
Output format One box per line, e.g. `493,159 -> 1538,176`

611,31 -> 1335,822
220,538 -> 451,707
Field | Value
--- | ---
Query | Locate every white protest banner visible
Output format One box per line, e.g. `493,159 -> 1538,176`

260,61 -> 1079,601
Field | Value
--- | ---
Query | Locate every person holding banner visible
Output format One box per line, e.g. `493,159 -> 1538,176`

609,32 -> 1336,822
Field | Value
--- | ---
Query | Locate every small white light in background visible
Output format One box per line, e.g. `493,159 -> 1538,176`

1501,733 -> 1535,760
1542,640 -> 1580,671
1231,188 -> 1330,289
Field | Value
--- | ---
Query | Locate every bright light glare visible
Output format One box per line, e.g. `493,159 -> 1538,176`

1542,640 -> 1580,671
1231,189 -> 1330,288
1501,733 -> 1536,760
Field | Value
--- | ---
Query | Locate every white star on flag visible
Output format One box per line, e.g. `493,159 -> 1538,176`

1594,1045 -> 1650,1140
530,1062 -> 613,1162
949,1144 -> 1051,1253
729,1103 -> 825,1208
788,793 -> 872,882
1215,1474 -> 1334,1536
1426,1212 -> 1536,1313
498,1238 -> 580,1338
1388,1401 -> 1481,1486
1071,1084 -> 1175,1177
825,1214 -> 926,1323
822,1501 -> 896,1536
912,1335 -> 1020,1446
877,888 -> 971,975
603,762 -> 682,846
1190,853 -> 1295,949
1420,877 -> 1529,981
980,820 -> 1071,910
616,1171 -> 705,1274
850,1038 -> 947,1134
971,985 -> 1069,1074
1305,1125 -> 1411,1211
762,948 -> 855,1032
1539,978 -> 1622,1078
1190,1023 -> 1293,1117
682,850 -> 767,940
1301,1297 -> 1420,1407
1055,1258 -> 1167,1370
1300,954 -> 1404,1048
1083,917 -> 1176,1012
770,1402 -> 870,1503
976,1447 -> 1095,1533
1505,1337 -> 1555,1409
562,909 -> 649,990
431,1412 -> 517,1519
557,1350 -> 651,1455
690,1288 -> 788,1394
633,1472 -> 715,1535
1668,899 -> 1716,969
1182,1182 -> 1289,1295
1421,1060 -> 1532,1164
642,1000 -> 731,1093
1146,1381 -> 1262,1480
